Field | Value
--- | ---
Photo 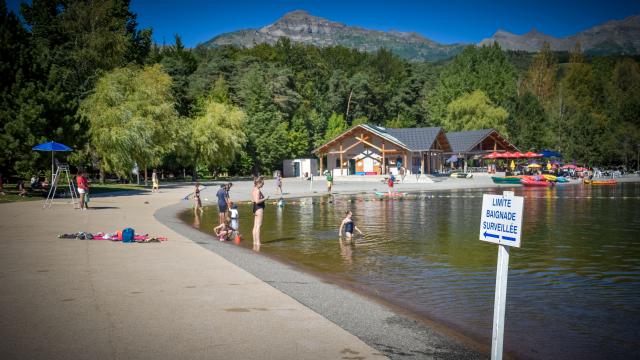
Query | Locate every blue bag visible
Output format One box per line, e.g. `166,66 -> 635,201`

122,228 -> 135,243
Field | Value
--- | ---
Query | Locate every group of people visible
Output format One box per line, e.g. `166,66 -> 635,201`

194,174 -> 365,250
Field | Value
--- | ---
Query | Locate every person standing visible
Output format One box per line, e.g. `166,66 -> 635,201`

252,177 -> 268,245
77,172 -> 89,210
151,169 -> 159,192
193,182 -> 203,214
216,184 -> 229,225
339,210 -> 364,239
326,170 -> 333,192
387,174 -> 395,196
275,171 -> 283,195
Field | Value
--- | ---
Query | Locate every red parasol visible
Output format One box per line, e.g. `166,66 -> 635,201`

523,151 -> 542,158
483,152 -> 500,159
562,164 -> 577,169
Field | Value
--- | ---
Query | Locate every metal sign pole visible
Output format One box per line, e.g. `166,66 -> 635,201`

479,190 -> 522,360
491,244 -> 510,360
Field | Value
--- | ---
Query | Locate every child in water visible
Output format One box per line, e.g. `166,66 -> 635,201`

229,202 -> 239,231
339,210 -> 364,239
214,219 -> 235,242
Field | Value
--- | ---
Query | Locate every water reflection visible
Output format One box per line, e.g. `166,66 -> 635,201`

181,183 -> 640,360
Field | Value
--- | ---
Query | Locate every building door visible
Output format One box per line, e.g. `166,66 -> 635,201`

293,162 -> 300,177
349,159 -> 356,175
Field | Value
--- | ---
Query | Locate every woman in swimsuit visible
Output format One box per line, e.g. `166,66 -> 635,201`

339,210 -> 363,239
193,182 -> 203,214
252,176 -> 268,244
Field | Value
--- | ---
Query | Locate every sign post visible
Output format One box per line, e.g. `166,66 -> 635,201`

479,191 -> 524,360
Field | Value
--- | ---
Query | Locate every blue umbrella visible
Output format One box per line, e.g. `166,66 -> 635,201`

540,150 -> 562,158
32,141 -> 73,183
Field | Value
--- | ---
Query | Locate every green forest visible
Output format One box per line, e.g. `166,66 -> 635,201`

1,0 -> 639,182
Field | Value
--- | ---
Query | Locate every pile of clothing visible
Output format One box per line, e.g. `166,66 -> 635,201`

57,231 -> 167,243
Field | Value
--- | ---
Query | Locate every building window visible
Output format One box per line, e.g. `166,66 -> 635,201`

335,158 -> 340,168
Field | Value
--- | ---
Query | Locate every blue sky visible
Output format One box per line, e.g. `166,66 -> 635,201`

7,0 -> 640,47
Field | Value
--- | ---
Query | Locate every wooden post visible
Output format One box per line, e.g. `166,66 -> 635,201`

319,153 -> 324,175
340,143 -> 344,176
382,142 -> 386,175
403,151 -> 408,175
421,152 -> 425,175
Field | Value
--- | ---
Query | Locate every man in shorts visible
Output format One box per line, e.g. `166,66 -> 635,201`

216,184 -> 229,225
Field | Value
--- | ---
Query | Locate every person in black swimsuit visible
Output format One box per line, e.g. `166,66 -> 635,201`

339,210 -> 363,239
252,176 -> 268,245
193,182 -> 203,214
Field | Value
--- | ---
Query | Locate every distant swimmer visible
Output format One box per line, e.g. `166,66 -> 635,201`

339,210 -> 364,239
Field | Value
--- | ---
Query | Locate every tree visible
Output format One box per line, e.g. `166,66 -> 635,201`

324,112 -> 348,142
79,65 -> 179,180
190,100 -> 246,173
444,90 -> 509,135
0,0 -> 150,178
522,42 -> 557,105
512,92 -> 549,151
237,64 -> 289,173
159,35 -> 198,116
428,44 -> 517,126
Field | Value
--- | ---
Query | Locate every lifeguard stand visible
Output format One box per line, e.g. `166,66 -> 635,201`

44,161 -> 78,209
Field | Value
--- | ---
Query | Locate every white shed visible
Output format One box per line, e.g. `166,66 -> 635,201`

282,159 -> 318,178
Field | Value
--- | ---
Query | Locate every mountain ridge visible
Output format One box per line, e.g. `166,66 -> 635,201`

479,14 -> 640,54
200,10 -> 640,61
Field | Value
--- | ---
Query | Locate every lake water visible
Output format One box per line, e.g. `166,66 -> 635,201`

181,183 -> 640,359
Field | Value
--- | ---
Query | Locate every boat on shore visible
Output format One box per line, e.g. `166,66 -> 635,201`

375,191 -> 408,197
491,176 -> 522,184
521,176 -> 553,187
585,179 -> 618,185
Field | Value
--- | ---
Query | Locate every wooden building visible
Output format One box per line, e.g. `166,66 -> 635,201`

445,129 -> 518,170
313,124 -> 452,176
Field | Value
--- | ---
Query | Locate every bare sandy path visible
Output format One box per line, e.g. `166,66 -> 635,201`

0,184 -> 385,360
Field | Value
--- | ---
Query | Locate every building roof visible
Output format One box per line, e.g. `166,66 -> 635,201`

313,124 -> 452,154
446,129 -> 495,153
446,129 -> 518,153
381,127 -> 446,152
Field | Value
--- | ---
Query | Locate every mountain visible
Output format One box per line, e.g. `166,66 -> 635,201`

479,15 -> 640,55
200,10 -> 466,62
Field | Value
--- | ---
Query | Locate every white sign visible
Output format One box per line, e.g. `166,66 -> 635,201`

479,192 -> 524,248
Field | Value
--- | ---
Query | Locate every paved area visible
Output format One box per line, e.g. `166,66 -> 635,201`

0,184 -> 386,360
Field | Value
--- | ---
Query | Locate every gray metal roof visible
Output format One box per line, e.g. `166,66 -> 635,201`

366,125 -> 445,151
446,129 -> 495,153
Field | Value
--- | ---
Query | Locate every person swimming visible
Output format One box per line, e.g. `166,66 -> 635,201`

339,210 -> 363,239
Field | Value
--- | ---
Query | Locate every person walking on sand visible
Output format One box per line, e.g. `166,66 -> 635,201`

252,177 -> 268,244
193,182 -> 203,214
339,210 -> 363,239
275,171 -> 283,195
325,170 -> 333,192
216,184 -> 229,225
151,169 -> 159,193
77,171 -> 89,210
